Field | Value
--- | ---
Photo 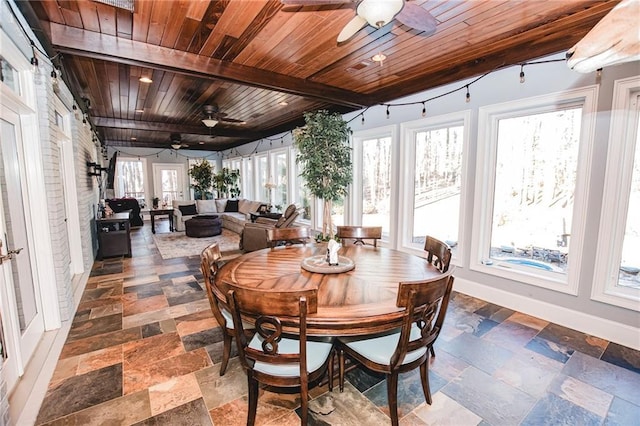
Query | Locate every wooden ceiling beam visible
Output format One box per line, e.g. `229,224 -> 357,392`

48,23 -> 371,108
93,116 -> 262,139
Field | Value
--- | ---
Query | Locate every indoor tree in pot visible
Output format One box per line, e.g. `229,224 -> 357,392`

213,168 -> 241,199
293,110 -> 352,240
188,159 -> 213,200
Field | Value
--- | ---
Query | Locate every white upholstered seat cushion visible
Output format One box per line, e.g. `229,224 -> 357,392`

220,307 -> 253,330
339,324 -> 426,366
248,334 -> 333,377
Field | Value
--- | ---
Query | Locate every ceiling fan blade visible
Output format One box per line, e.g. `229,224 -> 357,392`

219,117 -> 246,124
395,2 -> 437,35
337,14 -> 368,43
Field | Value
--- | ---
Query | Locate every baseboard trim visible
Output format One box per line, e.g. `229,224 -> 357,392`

454,277 -> 640,351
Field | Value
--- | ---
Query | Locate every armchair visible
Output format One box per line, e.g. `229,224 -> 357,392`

240,204 -> 300,252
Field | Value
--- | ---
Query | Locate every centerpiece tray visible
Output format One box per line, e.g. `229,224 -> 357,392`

301,255 -> 355,274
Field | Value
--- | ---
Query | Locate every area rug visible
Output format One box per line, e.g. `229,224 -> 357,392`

153,229 -> 241,259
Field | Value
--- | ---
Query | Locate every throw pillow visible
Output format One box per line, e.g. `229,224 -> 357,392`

225,199 -> 239,212
178,204 -> 197,216
215,199 -> 227,212
196,199 -> 217,213
238,199 -> 249,214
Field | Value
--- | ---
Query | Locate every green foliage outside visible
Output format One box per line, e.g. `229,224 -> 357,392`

293,110 -> 352,238
214,168 -> 241,199
188,160 -> 213,200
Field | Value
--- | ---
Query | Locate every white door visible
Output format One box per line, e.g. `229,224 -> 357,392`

0,111 -> 45,391
152,163 -> 186,205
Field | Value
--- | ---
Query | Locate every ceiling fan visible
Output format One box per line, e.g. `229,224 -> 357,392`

281,0 -> 437,42
170,133 -> 188,150
201,104 -> 246,128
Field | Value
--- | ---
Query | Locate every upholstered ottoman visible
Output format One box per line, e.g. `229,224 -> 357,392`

185,215 -> 222,238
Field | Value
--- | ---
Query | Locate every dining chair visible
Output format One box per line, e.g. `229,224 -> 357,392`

226,286 -> 334,426
336,226 -> 383,247
267,226 -> 310,248
200,243 -> 250,376
423,235 -> 452,273
337,272 -> 455,426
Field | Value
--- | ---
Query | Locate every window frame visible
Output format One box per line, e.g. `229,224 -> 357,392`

399,111 -> 471,262
351,125 -> 398,245
470,86 -> 598,295
592,76 -> 640,311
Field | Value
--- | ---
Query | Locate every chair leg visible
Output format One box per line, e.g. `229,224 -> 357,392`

300,377 -> 309,426
419,361 -> 432,405
247,374 -> 259,426
386,373 -> 399,426
328,350 -> 334,392
429,345 -> 436,357
338,348 -> 345,392
220,331 -> 233,376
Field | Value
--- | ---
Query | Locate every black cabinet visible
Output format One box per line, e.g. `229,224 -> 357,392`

97,212 -> 132,259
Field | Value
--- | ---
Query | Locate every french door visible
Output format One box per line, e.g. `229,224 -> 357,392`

152,163 -> 186,205
0,108 -> 45,391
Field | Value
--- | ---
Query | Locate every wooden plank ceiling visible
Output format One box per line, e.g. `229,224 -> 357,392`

20,0 -> 618,151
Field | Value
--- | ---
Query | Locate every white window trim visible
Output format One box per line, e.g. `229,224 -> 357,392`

592,76 -> 640,311
351,124 -> 398,246
471,85 -> 598,295
399,110 -> 471,263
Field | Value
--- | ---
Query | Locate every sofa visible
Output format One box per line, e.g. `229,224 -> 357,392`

173,198 -> 264,234
240,204 -> 300,252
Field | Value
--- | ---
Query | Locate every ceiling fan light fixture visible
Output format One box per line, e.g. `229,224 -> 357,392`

171,143 -> 182,150
139,76 -> 153,83
202,117 -> 219,128
357,0 -> 404,28
372,52 -> 387,63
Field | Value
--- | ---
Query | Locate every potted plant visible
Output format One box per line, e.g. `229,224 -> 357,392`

213,168 -> 241,198
293,110 -> 352,239
188,159 -> 213,200
152,196 -> 160,209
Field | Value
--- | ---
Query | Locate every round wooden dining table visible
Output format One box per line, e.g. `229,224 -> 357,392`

214,244 -> 443,336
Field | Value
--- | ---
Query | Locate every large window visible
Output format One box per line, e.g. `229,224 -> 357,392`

402,113 -> 468,256
271,150 -> 288,211
242,157 -> 253,200
255,154 -> 268,203
292,149 -> 312,221
593,76 -> 640,310
362,136 -> 392,236
352,126 -> 395,240
472,87 -> 597,293
116,157 -> 147,206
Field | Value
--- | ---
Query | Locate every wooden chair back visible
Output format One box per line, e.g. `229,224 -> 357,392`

226,285 -> 325,425
423,236 -> 452,272
200,243 -> 226,327
336,226 -> 382,247
267,226 -> 310,248
392,272 -> 454,369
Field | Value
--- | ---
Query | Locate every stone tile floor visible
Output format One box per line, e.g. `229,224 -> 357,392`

35,220 -> 640,425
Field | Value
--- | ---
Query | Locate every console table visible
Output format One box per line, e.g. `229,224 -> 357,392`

97,212 -> 132,259
149,208 -> 174,233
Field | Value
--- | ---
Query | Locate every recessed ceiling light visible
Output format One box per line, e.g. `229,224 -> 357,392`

135,109 -> 144,113
278,101 -> 288,106
130,137 -> 137,141
139,76 -> 152,83
199,141 -> 204,145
